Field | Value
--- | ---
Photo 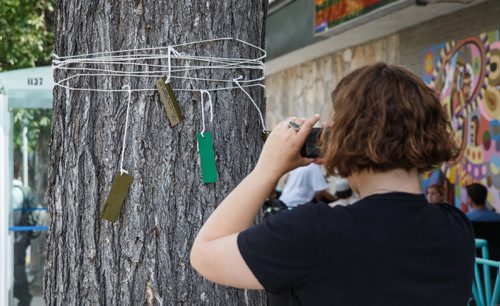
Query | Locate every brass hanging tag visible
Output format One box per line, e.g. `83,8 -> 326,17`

101,172 -> 133,223
155,76 -> 184,127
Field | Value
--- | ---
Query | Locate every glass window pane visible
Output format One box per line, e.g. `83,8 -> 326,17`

11,108 -> 50,306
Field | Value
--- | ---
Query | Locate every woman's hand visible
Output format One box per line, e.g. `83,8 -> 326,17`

190,114 -> 321,289
255,114 -> 321,179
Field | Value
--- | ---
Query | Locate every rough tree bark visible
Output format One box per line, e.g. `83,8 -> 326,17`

30,130 -> 51,291
45,1 -> 268,304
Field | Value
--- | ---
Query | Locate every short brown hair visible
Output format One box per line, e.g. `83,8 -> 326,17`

321,63 -> 459,177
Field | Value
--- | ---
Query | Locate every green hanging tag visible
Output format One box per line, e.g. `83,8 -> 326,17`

155,77 -> 184,127
101,172 -> 133,223
197,132 -> 218,184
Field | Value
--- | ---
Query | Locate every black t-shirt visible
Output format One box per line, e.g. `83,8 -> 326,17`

238,192 -> 475,306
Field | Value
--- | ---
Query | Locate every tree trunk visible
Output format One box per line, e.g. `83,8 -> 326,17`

44,1 -> 267,305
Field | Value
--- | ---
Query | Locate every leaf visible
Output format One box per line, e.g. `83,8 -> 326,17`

0,0 -> 55,72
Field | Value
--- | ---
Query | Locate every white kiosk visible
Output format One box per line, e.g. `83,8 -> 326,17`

0,67 -> 53,306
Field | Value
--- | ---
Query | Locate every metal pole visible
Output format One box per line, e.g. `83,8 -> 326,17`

22,125 -> 28,188
0,93 -> 12,306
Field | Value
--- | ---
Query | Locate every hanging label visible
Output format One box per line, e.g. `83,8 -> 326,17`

101,172 -> 133,223
155,76 -> 184,127
197,132 -> 218,184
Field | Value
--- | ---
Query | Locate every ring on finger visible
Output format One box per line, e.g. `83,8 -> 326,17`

288,121 -> 301,131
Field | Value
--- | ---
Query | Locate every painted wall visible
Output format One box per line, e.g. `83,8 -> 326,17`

421,30 -> 500,212
400,0 -> 500,75
315,0 -> 398,35
265,34 -> 399,128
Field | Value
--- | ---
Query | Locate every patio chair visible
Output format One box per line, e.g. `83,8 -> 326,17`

471,239 -> 500,306
472,222 -> 500,260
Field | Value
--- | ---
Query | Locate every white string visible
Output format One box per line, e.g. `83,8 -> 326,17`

52,37 -> 228,59
167,47 -> 172,83
53,37 -> 266,61
166,46 -> 181,83
200,90 -> 213,137
54,56 -> 264,68
54,80 -> 264,93
52,38 -> 265,70
52,37 -> 265,93
54,66 -> 264,92
233,76 -> 266,132
119,85 -> 132,175
54,67 -> 264,83
53,37 -> 266,136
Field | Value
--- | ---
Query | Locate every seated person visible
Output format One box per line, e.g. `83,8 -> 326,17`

329,179 -> 357,207
426,184 -> 446,204
466,183 -> 500,222
279,161 -> 336,208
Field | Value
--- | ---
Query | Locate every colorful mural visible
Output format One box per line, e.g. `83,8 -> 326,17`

314,0 -> 398,35
422,30 -> 500,212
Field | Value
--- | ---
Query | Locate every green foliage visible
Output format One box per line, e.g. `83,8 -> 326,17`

12,108 -> 52,153
0,0 -> 55,155
0,0 -> 55,72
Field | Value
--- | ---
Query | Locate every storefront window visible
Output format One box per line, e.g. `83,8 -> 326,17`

10,108 -> 51,306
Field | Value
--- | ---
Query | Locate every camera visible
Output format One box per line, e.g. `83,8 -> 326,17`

300,128 -> 323,158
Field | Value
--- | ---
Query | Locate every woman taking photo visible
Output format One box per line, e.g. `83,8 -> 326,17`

190,63 -> 475,305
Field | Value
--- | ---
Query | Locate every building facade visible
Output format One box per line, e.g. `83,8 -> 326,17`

265,0 -> 500,211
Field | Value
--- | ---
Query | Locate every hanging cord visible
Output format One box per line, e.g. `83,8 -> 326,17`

119,85 -> 133,175
166,46 -> 181,83
53,80 -> 264,93
52,37 -> 266,93
53,37 -> 266,61
233,76 -> 266,133
200,89 -> 213,137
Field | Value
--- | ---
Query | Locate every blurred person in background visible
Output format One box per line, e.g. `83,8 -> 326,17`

279,161 -> 336,208
12,179 -> 34,306
329,179 -> 357,207
466,183 -> 500,222
426,184 -> 446,204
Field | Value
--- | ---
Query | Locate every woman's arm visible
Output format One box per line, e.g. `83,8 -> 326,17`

190,115 -> 320,288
